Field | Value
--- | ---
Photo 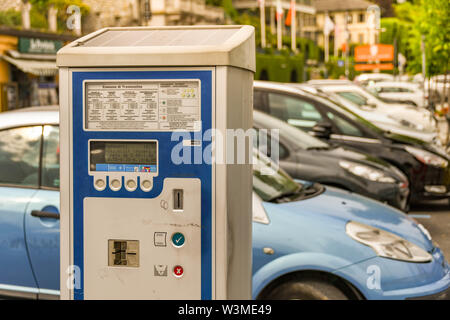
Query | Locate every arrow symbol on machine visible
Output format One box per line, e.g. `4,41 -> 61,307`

154,265 -> 168,277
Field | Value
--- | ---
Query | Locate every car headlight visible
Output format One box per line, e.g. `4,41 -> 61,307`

405,146 -> 448,168
346,221 -> 432,263
339,161 -> 396,183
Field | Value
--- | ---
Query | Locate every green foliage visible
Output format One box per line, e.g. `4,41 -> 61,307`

222,0 -> 238,20
205,0 -> 223,7
255,53 -> 305,83
0,7 -> 47,30
30,6 -> 48,30
0,0 -> 90,33
0,9 -> 21,28
392,0 -> 450,76
30,0 -> 89,14
325,56 -> 356,80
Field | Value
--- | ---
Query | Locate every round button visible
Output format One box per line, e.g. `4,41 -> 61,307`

110,179 -> 121,190
141,180 -> 152,191
126,179 -> 137,190
171,232 -> 185,248
94,179 -> 106,191
173,265 -> 184,278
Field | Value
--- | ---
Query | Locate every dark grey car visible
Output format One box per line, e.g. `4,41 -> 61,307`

254,110 -> 410,211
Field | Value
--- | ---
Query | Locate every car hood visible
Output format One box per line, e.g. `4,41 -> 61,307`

384,133 -> 449,159
376,122 -> 437,144
381,106 -> 435,131
279,183 -> 433,252
310,146 -> 404,179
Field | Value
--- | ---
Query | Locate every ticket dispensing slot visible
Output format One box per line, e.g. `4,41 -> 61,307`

108,240 -> 139,267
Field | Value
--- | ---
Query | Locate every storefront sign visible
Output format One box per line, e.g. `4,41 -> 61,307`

354,63 -> 394,71
355,44 -> 394,62
18,37 -> 63,54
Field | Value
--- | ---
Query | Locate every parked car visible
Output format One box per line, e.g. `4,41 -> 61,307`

252,151 -> 449,299
309,80 -> 437,137
0,106 -> 60,299
0,106 -> 448,300
291,83 -> 438,144
354,73 -> 394,85
367,81 -> 426,108
253,81 -> 450,205
430,74 -> 450,99
253,110 -> 410,211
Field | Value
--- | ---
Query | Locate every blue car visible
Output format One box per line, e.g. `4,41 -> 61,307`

0,106 -> 448,300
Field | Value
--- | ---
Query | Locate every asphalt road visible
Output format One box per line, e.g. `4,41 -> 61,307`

410,199 -> 450,259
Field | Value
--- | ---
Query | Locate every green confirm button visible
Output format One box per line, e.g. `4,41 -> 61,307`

171,232 -> 185,247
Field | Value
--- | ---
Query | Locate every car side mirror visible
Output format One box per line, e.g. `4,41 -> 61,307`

361,103 -> 376,110
312,122 -> 332,139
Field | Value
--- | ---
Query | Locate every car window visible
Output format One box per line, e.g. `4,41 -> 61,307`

0,126 -> 42,187
381,87 -> 400,93
268,92 -> 323,128
336,91 -> 368,106
253,127 -> 290,160
311,94 -> 384,136
326,112 -> 364,137
253,90 -> 268,113
279,142 -> 289,159
41,125 -> 60,189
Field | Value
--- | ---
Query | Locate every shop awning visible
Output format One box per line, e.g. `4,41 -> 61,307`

1,54 -> 57,76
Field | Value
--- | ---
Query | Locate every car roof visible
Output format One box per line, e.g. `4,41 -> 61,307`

286,83 -> 319,95
355,73 -> 394,80
307,79 -> 353,85
0,105 -> 59,130
314,84 -> 360,91
371,81 -> 419,88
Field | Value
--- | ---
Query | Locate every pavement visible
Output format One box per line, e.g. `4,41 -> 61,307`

411,199 -> 450,260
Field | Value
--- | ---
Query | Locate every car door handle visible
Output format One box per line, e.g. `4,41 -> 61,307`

31,210 -> 60,220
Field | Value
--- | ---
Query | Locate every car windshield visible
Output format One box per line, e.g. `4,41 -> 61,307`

312,94 -> 385,135
254,111 -> 329,150
365,86 -> 381,97
253,151 -> 302,202
335,91 -> 368,106
360,86 -> 384,101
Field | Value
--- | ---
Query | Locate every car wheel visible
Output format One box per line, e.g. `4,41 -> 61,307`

264,279 -> 349,300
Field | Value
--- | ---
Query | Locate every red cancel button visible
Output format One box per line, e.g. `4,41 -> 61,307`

173,265 -> 184,278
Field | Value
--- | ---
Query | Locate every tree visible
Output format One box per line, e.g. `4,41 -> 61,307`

29,0 -> 90,32
393,0 -> 450,78
372,0 -> 395,17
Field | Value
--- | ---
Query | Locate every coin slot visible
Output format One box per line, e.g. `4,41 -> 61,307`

173,189 -> 183,211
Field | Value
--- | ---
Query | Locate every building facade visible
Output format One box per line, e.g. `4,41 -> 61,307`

82,0 -> 226,34
0,0 -> 226,112
233,0 -> 316,42
305,0 -> 379,53
0,27 -> 75,111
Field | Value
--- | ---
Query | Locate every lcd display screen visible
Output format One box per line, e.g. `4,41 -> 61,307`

90,141 -> 157,173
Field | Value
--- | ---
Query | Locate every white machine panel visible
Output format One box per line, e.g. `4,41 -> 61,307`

84,178 -> 201,299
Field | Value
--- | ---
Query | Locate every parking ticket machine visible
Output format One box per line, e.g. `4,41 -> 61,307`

57,26 -> 255,300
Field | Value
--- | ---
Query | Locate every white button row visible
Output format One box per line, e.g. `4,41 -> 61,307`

94,177 -> 152,192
